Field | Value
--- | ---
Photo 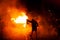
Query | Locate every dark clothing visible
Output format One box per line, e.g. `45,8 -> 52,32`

32,19 -> 38,31
27,19 -> 38,40
27,19 -> 38,31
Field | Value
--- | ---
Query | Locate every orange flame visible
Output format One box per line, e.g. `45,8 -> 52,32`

11,12 -> 28,27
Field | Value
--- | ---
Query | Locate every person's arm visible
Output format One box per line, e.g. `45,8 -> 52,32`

27,19 -> 32,24
27,20 -> 31,22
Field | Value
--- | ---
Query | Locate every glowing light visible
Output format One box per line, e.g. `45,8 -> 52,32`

11,13 -> 28,27
14,16 -> 28,23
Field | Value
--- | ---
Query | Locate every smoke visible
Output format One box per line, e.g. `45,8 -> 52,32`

0,0 -> 58,40
0,0 -> 28,40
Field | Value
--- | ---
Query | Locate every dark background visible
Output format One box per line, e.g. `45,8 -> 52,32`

17,0 -> 60,19
18,0 -> 60,24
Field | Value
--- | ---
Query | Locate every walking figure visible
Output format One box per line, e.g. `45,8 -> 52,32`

27,19 -> 38,40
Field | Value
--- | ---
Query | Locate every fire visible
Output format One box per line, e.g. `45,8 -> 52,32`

11,12 -> 28,27
3,8 -> 32,40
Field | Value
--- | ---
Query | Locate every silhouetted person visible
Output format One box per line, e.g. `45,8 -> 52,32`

27,19 -> 38,40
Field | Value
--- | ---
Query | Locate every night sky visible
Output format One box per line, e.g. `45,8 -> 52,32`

18,0 -> 60,19
17,0 -> 60,16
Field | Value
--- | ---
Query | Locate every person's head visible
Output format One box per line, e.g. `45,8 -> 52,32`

32,17 -> 37,21
32,19 -> 34,21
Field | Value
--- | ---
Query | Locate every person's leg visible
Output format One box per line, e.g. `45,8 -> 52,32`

35,28 -> 37,40
30,29 -> 33,40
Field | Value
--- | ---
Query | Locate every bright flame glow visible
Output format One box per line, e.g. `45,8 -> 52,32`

3,7 -> 32,40
11,13 -> 28,27
14,16 -> 28,23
